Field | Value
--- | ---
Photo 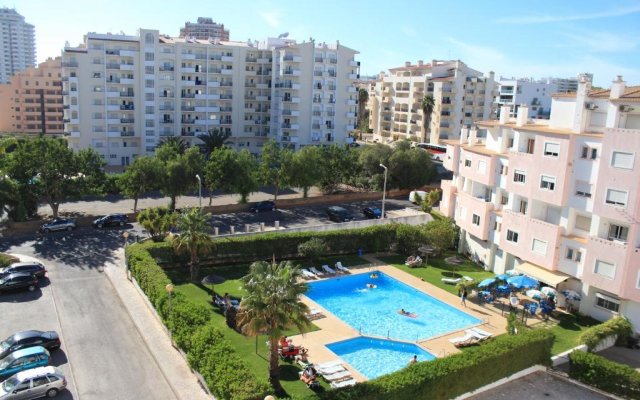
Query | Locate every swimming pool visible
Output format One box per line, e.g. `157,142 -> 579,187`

326,336 -> 435,379
306,272 -> 480,341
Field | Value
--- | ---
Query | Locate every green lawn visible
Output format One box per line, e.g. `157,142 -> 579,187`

538,313 -> 600,355
376,253 -> 494,295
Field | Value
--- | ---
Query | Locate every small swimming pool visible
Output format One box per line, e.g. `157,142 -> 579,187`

306,272 -> 480,341
326,336 -> 435,379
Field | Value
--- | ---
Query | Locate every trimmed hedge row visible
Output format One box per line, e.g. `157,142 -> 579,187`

302,329 -> 554,400
579,316 -> 633,350
569,350 -> 640,399
126,243 -> 270,400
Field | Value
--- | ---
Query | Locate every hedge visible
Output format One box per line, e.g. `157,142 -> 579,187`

579,316 -> 633,350
125,242 -> 270,400
301,329 -> 554,400
0,253 -> 19,268
569,350 -> 640,399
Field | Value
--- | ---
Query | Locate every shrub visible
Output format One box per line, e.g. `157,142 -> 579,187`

0,253 -> 19,268
506,311 -> 526,335
393,224 -> 425,255
579,316 -> 633,350
298,238 -> 329,263
569,350 -> 640,399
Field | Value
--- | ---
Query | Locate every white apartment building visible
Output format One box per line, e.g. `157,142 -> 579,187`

179,18 -> 229,41
496,78 -> 557,119
0,8 -> 36,84
368,60 -> 495,144
62,29 -> 359,171
440,74 -> 640,329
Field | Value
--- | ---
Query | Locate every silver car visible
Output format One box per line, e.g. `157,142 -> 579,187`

38,219 -> 76,233
0,366 -> 66,399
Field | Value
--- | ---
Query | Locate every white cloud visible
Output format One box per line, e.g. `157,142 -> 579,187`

559,30 -> 640,53
260,11 -> 282,28
496,5 -> 640,24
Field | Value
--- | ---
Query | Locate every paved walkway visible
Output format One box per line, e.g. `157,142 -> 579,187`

104,249 -> 211,400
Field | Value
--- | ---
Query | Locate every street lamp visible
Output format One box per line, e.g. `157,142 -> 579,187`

195,174 -> 202,208
165,283 -> 174,344
123,231 -> 131,281
379,163 -> 388,219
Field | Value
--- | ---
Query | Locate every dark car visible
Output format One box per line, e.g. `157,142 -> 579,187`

433,162 -> 453,182
0,330 -> 61,360
249,201 -> 276,213
326,206 -> 356,222
39,218 -> 76,233
0,262 -> 46,279
362,207 -> 384,219
93,213 -> 129,228
0,273 -> 38,294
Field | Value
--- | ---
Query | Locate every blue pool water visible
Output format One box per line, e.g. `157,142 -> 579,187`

327,337 -> 435,379
306,272 -> 480,341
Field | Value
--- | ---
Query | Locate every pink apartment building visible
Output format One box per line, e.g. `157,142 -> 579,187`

440,74 -> 640,330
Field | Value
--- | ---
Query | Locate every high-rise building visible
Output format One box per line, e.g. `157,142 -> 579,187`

368,60 -> 496,144
439,74 -> 640,329
61,29 -> 359,171
0,57 -> 63,134
0,8 -> 35,84
179,18 -> 229,41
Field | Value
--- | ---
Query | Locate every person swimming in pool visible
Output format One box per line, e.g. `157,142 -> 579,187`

366,283 -> 377,289
370,272 -> 379,279
398,309 -> 417,317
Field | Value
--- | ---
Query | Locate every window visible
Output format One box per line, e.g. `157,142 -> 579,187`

544,142 -> 560,157
608,224 -> 628,242
566,247 -> 582,261
575,250 -> 582,262
575,215 -> 591,231
566,248 -> 574,260
472,214 -> 480,226
519,200 -> 528,214
596,293 -> 619,312
464,159 -> 471,167
605,189 -> 627,206
540,175 -> 556,191
532,238 -> 547,255
594,260 -> 616,279
145,52 -> 154,61
506,230 -> 519,243
575,180 -> 592,198
500,165 -> 508,175
513,170 -> 526,183
611,151 -> 634,169
581,146 -> 598,160
501,195 -> 508,205
477,160 -> 486,174
526,138 -> 535,154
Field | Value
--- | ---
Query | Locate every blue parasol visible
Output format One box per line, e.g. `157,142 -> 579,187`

478,277 -> 497,288
507,275 -> 539,289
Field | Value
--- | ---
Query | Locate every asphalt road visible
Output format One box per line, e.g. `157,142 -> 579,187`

0,231 -> 175,400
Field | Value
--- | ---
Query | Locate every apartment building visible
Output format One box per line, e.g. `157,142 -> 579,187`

439,74 -> 640,329
0,57 -> 63,134
179,17 -> 229,41
0,7 -> 36,84
496,77 -> 557,119
61,29 -> 359,171
368,60 -> 495,144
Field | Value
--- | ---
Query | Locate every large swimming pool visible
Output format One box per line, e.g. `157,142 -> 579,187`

306,272 -> 480,341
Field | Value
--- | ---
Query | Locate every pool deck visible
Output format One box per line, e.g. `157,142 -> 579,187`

291,256 -> 512,383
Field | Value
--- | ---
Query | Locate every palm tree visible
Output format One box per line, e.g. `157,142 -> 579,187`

237,260 -> 310,391
421,95 -> 435,143
172,207 -> 214,281
197,128 -> 231,159
158,136 -> 188,156
357,88 -> 369,131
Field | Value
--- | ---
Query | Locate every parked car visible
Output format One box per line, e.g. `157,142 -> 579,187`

326,206 -> 356,222
0,262 -> 46,279
362,207 -> 384,219
0,273 -> 38,294
0,347 -> 50,378
0,366 -> 66,399
38,219 -> 76,233
409,190 -> 428,204
249,201 -> 276,213
92,213 -> 128,228
0,331 -> 61,360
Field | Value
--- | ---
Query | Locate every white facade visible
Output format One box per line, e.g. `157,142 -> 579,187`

369,60 -> 496,144
0,8 -> 35,84
61,29 -> 359,170
496,78 -> 557,119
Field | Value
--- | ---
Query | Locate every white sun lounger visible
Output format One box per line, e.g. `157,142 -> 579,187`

335,262 -> 349,273
301,268 -> 318,279
448,332 -> 476,344
463,276 -> 474,281
330,378 -> 357,389
442,277 -> 462,284
310,266 -> 325,276
315,360 -> 344,370
322,264 -> 337,274
322,370 -> 352,382
306,308 -> 325,321
316,364 -> 346,375
469,327 -> 493,338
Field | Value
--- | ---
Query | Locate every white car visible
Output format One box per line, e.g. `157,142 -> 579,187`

409,190 -> 427,204
0,366 -> 67,399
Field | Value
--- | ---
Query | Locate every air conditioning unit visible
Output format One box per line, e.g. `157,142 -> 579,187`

619,105 -> 635,112
585,102 -> 598,110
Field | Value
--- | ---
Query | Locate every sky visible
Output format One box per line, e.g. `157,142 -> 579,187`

4,0 -> 640,87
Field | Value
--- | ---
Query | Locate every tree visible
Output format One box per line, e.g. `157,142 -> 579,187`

286,146 -> 323,198
258,140 -> 293,202
172,207 -> 214,282
237,260 -> 310,390
297,238 -> 328,264
318,145 -> 358,193
136,207 -> 177,242
232,150 -> 259,203
357,143 -> 392,189
197,128 -> 230,160
119,156 -> 163,212
0,175 -> 18,219
157,136 -> 188,160
388,146 -> 434,189
357,88 -> 369,131
204,147 -> 235,205
421,95 -> 435,143
159,147 -> 204,210
422,218 -> 457,255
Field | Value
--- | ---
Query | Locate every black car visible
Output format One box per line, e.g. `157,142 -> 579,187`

93,213 -> 129,228
0,262 -> 46,279
326,206 -> 356,222
362,207 -> 384,219
249,201 -> 276,213
0,272 -> 38,294
0,330 -> 61,360
39,218 -> 76,233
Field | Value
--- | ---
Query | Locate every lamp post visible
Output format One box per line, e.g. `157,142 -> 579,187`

123,231 -> 131,281
165,283 -> 174,344
379,163 -> 388,219
195,174 -> 202,208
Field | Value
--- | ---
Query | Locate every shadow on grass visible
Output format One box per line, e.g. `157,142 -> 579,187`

556,313 -> 599,331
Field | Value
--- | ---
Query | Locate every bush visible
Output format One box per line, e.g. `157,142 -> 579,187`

102,173 -> 121,195
393,224 -> 425,255
579,316 -> 633,350
0,253 -> 19,268
506,312 -> 526,335
298,238 -> 329,263
569,350 -> 640,399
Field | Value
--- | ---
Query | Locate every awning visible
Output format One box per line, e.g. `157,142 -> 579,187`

515,262 -> 570,287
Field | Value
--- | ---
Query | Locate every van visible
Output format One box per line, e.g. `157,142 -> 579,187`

0,347 -> 50,378
409,190 -> 427,204
0,366 -> 66,399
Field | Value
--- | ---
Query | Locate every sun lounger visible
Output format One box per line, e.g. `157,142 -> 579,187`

335,262 -> 349,273
301,268 -> 318,279
469,327 -> 493,338
463,276 -> 474,282
330,378 -> 357,389
321,370 -> 352,382
322,264 -> 337,274
315,360 -> 344,370
309,266 -> 325,276
316,364 -> 346,375
448,332 -> 476,345
442,277 -> 462,284
306,308 -> 326,321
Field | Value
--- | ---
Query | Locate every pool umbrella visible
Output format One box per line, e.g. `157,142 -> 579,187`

541,287 -> 557,297
496,274 -> 510,281
562,290 -> 582,301
507,275 -> 539,289
478,278 -> 497,288
526,289 -> 544,300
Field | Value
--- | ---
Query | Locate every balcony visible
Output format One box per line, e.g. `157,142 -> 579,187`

120,131 -> 134,137
283,55 -> 302,62
500,210 -> 564,268
120,118 -> 134,124
120,104 -> 134,111
347,99 -> 356,106
348,73 -> 359,79
161,119 -> 175,124
456,191 -> 494,240
221,69 -> 233,75
349,60 -> 359,67
582,236 -> 629,295
283,69 -> 301,76
181,119 -> 196,124
159,66 -> 174,72
207,81 -> 220,87
182,80 -> 195,87
182,53 -> 196,60
221,56 -> 234,62
181,67 -> 196,73
181,106 -> 195,111
439,180 -> 457,217
120,92 -> 134,98
181,93 -> 196,99
348,86 -> 357,93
